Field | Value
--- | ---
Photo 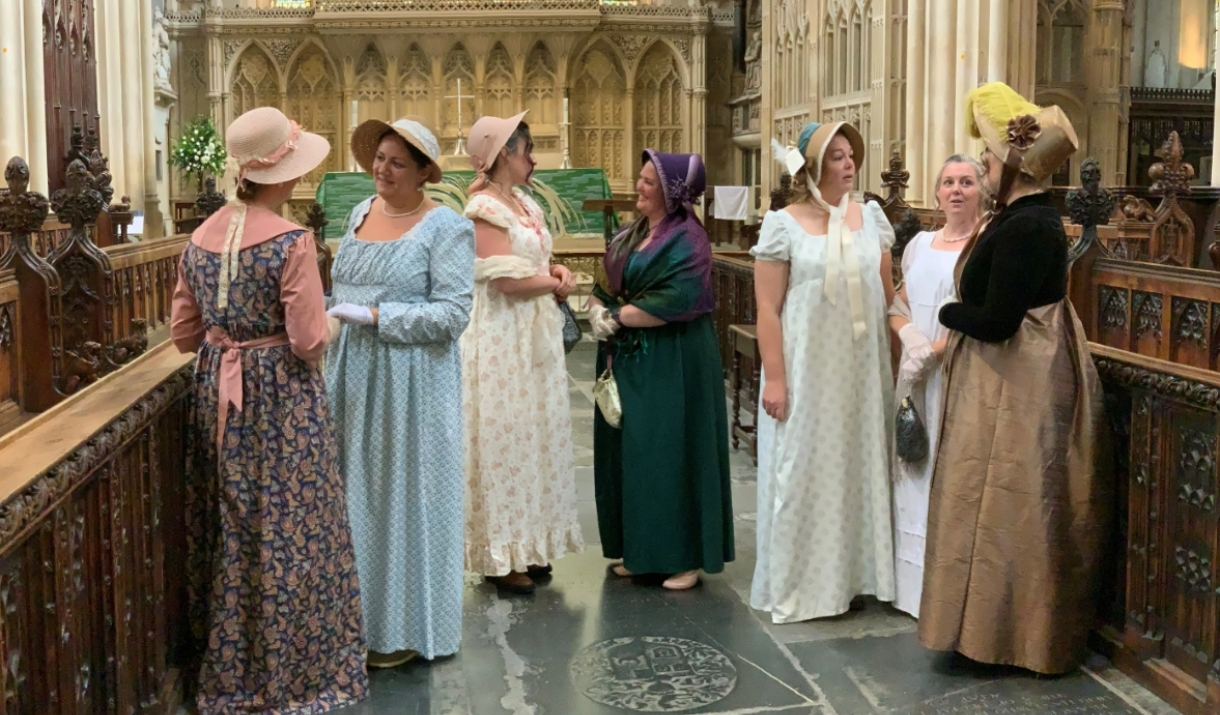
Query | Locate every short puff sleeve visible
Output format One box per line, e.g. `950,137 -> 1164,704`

866,200 -> 896,252
749,210 -> 791,262
464,193 -> 514,229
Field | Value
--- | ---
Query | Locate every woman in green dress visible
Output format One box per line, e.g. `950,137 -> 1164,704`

588,149 -> 734,591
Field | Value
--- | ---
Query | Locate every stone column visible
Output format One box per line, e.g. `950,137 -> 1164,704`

1213,0 -> 1220,185
22,0 -> 48,193
119,0 -> 147,210
954,0 -> 981,152
902,0 -> 927,205
624,88 -> 635,186
692,32 -> 707,160
925,0 -> 956,195
0,0 -> 29,169
1087,0 -> 1126,186
141,0 -> 164,236
206,35 -> 223,130
759,0 -> 774,201
986,0 -> 1008,83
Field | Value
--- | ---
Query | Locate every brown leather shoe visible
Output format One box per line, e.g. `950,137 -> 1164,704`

487,571 -> 536,595
527,564 -> 553,577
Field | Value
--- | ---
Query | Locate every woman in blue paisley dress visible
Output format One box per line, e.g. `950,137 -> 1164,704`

170,107 -> 367,714
325,117 -> 475,668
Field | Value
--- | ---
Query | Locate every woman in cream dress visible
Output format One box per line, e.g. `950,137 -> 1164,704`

461,112 -> 584,595
887,154 -> 985,618
751,121 -> 897,624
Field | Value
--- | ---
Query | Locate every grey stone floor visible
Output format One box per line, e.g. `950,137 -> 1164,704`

338,340 -> 1180,715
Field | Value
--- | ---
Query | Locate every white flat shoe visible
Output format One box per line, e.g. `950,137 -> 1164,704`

662,570 -> 700,591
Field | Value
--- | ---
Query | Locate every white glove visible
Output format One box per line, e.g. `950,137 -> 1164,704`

899,357 -> 926,385
898,323 -> 934,363
589,305 -> 620,341
327,303 -> 375,325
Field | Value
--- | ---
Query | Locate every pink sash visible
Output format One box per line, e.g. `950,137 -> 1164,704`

205,328 -> 291,455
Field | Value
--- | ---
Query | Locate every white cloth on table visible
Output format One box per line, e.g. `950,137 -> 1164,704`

749,202 -> 897,624
713,186 -> 750,221
891,230 -> 961,618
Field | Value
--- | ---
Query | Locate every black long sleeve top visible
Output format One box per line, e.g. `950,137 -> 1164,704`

938,193 -> 1067,343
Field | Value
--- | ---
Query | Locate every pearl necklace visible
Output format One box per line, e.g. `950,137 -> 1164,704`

382,195 -> 426,218
939,228 -> 972,243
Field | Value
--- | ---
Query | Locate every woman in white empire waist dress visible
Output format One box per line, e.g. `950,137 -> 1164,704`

887,154 -> 986,618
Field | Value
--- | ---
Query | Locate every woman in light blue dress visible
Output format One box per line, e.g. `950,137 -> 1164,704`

325,117 -> 475,668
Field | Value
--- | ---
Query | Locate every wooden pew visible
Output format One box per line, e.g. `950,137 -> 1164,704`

0,271 -> 18,432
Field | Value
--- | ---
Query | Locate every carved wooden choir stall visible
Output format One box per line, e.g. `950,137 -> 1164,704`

0,149 -> 190,714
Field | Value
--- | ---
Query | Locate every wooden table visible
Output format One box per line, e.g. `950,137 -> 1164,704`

581,197 -> 638,246
729,323 -> 760,464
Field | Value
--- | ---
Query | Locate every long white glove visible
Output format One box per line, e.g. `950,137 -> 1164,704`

898,323 -> 933,361
898,357 -> 925,385
327,303 -> 375,325
897,323 -> 935,382
588,304 -> 620,341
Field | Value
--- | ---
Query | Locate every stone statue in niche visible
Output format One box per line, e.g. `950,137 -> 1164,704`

1144,40 -> 1167,88
153,9 -> 173,94
744,30 -> 761,92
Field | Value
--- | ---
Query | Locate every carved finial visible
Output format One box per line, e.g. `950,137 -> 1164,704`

87,143 -> 114,207
50,159 -> 106,229
0,157 -> 50,235
1066,157 -> 1116,228
1149,131 -> 1195,197
83,126 -> 100,156
195,176 -> 227,218
305,202 -> 328,235
66,125 -> 88,167
880,150 -> 909,203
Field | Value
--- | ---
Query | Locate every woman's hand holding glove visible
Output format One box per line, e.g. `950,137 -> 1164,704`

327,303 -> 375,325
897,323 -> 935,383
588,304 -> 620,341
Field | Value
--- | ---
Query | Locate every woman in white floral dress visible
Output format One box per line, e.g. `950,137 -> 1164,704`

461,111 -> 584,595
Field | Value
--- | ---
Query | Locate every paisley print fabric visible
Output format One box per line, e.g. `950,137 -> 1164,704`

181,230 -> 368,715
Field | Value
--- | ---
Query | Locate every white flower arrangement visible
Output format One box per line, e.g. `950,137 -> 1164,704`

170,116 -> 227,191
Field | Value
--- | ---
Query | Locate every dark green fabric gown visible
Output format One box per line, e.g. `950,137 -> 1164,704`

593,235 -> 734,575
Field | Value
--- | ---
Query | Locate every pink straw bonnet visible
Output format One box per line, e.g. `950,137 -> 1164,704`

467,110 -> 529,190
350,116 -> 443,184
225,107 -> 330,185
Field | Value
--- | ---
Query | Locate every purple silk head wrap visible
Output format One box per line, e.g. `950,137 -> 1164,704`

600,150 -> 714,323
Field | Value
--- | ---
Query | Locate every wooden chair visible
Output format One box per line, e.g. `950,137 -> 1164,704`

728,323 -> 760,464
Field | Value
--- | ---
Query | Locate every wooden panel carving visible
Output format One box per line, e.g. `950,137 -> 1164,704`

49,159 -> 114,394
0,158 -> 63,413
0,272 -> 18,431
42,0 -> 100,193
1148,132 -> 1197,267
304,203 -> 332,293
1090,259 -> 1220,370
711,253 -> 755,374
1092,348 -> 1220,715
105,235 -> 188,359
0,352 -> 192,714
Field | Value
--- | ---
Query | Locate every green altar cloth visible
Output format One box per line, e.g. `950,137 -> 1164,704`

315,168 -> 617,240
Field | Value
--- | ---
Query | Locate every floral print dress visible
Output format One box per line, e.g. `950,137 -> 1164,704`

174,222 -> 367,715
461,191 -> 584,575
